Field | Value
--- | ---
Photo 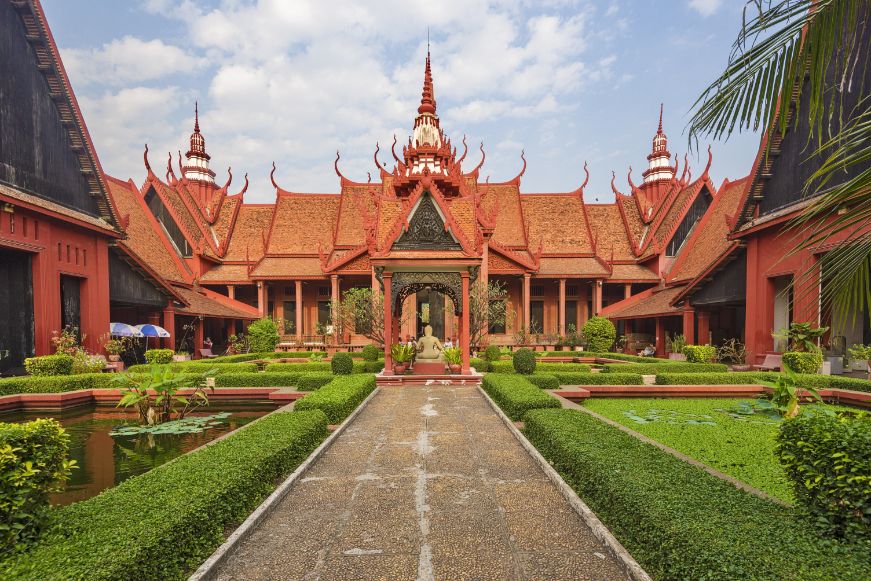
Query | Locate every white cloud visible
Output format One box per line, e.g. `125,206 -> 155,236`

62,36 -> 205,86
688,0 -> 723,17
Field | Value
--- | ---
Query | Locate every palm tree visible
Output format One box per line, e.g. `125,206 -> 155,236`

688,0 -> 869,325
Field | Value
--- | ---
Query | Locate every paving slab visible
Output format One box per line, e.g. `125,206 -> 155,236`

213,386 -> 631,580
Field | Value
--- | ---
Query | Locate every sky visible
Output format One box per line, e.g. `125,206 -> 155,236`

42,0 -> 762,203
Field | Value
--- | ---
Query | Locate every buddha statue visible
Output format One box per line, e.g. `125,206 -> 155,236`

415,325 -> 444,361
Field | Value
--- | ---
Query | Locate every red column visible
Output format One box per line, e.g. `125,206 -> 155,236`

461,272 -> 471,373
383,273 -> 393,374
698,311 -> 711,346
655,317 -> 665,357
558,278 -> 566,336
522,274 -> 531,331
193,317 -> 204,359
624,283 -> 632,300
227,285 -> 235,300
623,320 -> 633,353
257,282 -> 267,318
162,302 -> 176,351
295,280 -> 303,340
481,243 -> 489,344
593,280 -> 603,315
330,274 -> 339,345
682,303 -> 695,345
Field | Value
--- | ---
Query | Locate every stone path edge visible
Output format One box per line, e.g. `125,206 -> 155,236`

477,386 -> 653,581
188,387 -> 381,581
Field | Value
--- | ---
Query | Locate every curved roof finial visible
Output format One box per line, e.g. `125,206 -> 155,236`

270,161 -> 280,189
672,153 -> 679,181
581,161 -> 590,190
680,154 -> 689,184
373,142 -> 382,171
610,170 -> 623,197
391,134 -> 402,164
456,135 -> 468,165
177,150 -> 184,177
166,151 -> 177,183
236,173 -> 249,197
222,167 -> 232,191
471,142 -> 486,174
143,144 -> 154,176
703,144 -> 713,177
510,150 -> 527,183
334,150 -> 345,179
627,165 -> 637,191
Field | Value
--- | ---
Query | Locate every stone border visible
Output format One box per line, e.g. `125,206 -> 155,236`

188,386 -> 381,581
477,386 -> 652,581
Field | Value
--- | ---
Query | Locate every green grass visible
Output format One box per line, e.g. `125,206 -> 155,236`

583,398 -> 794,502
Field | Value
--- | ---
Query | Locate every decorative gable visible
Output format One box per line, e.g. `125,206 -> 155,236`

392,192 -> 461,251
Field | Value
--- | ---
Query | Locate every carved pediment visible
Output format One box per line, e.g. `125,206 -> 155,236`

392,192 -> 461,251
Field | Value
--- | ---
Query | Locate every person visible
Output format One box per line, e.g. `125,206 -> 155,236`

444,336 -> 453,349
204,337 -> 213,350
639,344 -> 655,357
405,335 -> 416,366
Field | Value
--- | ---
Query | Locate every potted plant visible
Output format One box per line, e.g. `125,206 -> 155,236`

172,351 -> 191,362
774,322 -> 828,374
717,338 -> 751,371
666,334 -> 687,360
848,344 -> 871,380
102,335 -> 123,362
442,346 -> 462,373
391,344 -> 411,374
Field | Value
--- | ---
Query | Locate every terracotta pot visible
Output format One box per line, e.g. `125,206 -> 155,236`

449,364 -> 461,374
668,353 -> 686,361
108,354 -> 121,362
393,364 -> 406,375
731,364 -> 753,372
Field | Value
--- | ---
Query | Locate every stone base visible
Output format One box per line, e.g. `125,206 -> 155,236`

412,361 -> 447,375
377,370 -> 483,387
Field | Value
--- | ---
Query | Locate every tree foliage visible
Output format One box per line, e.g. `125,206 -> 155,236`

334,287 -> 385,346
470,280 -> 508,349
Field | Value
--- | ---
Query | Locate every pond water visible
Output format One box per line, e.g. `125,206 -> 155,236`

2,401 -> 280,505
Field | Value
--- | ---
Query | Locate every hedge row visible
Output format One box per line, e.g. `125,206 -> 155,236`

127,362 -> 258,374
480,374 -> 560,421
538,351 -> 672,364
552,372 -> 645,385
294,374 -> 376,423
3,410 -> 329,580
213,372 -> 301,388
523,374 -> 560,389
263,361 -> 383,374
522,408 -> 869,580
488,361 -> 592,374
297,372 -> 335,392
601,362 -> 728,374
0,373 -> 116,396
654,372 -> 871,392
470,357 -> 490,372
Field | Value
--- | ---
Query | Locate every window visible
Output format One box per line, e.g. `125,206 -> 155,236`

488,300 -> 506,334
318,287 -> 330,297
530,300 -> 544,333
565,300 -> 578,331
567,285 -> 578,297
145,188 -> 192,257
282,301 -> 296,334
317,301 -> 331,329
531,285 -> 544,297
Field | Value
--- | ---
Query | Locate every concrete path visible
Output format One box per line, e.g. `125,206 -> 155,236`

214,386 -> 629,580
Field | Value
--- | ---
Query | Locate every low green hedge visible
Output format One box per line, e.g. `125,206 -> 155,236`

524,374 -> 560,390
602,362 -> 728,374
777,411 -> 871,540
208,352 -> 282,363
360,360 -> 384,373
544,352 -> 672,363
294,374 -> 376,423
552,372 -> 644,385
144,349 -> 174,364
481,374 -> 560,421
297,372 -> 335,392
522,408 -> 869,579
264,362 -> 331,373
782,351 -> 824,374
0,373 -> 117,396
213,372 -> 301,388
470,357 -> 490,372
489,361 -> 592,374
3,410 -> 329,580
682,345 -> 717,363
127,362 -> 258,374
0,419 -> 73,554
654,372 -> 871,392
23,354 -> 73,377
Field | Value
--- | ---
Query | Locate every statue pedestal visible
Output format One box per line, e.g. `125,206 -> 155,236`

413,361 -> 446,375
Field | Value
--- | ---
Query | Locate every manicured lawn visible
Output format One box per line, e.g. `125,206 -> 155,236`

583,397 -> 794,502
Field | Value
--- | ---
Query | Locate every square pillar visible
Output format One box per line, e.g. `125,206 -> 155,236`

558,279 -> 566,336
295,280 -> 303,340
461,271 -> 471,373
624,283 -> 632,300
257,282 -> 267,318
382,273 -> 393,374
522,274 -> 531,331
162,302 -> 176,351
193,317 -> 204,359
593,280 -> 603,316
682,304 -> 695,345
331,275 -> 340,344
623,320 -> 633,354
698,311 -> 711,346
227,285 -> 235,300
655,317 -> 665,357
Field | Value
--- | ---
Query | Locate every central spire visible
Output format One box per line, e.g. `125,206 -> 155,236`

418,49 -> 436,115
412,47 -> 442,149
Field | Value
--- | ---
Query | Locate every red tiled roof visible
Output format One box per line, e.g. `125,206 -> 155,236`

609,263 -> 660,281
537,257 -> 608,276
334,185 -> 379,247
618,195 -> 646,250
480,184 -> 527,246
602,285 -> 685,320
212,196 -> 241,250
521,195 -> 592,253
223,205 -> 274,261
268,194 -> 339,254
586,204 -> 635,260
173,285 -> 259,319
199,263 -> 251,283
250,256 -> 324,278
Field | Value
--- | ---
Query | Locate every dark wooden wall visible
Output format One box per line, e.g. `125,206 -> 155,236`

109,251 -> 168,308
0,1 -> 100,216
0,247 -> 34,373
690,252 -> 746,307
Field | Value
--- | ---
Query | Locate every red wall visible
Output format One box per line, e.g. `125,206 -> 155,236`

0,206 -> 112,357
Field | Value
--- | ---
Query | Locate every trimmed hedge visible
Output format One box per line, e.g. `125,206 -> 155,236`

23,354 -> 73,377
582,316 -> 616,352
208,352 -> 282,363
470,357 -> 490,372
264,362 -> 331,373
483,345 -> 502,362
360,360 -> 385,374
654,372 -> 871,392
540,352 -> 672,363
213,372 -> 301,388
783,351 -> 823,374
331,352 -> 353,375
297,372 -> 335,392
682,345 -> 717,363
777,411 -> 871,540
512,348 -> 536,374
602,362 -> 728,374
481,374 -> 560,421
0,419 -> 73,554
522,409 -> 869,580
3,410 -> 329,580
294,374 -> 376,423
552,372 -> 644,386
489,361 -> 592,374
361,345 -> 381,361
144,349 -> 174,365
524,374 -> 560,390
127,363 -> 258,374
0,373 -> 116,396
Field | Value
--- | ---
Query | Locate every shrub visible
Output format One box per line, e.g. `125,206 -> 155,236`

360,345 -> 381,361
3,411 -> 328,580
552,372 -> 644,385
654,372 -> 773,385
247,318 -> 280,353
331,352 -> 354,375
297,372 -> 335,391
68,351 -> 106,374
580,352 -> 672,363
361,360 -> 385,373
144,349 -> 174,365
0,419 -> 75,554
128,363 -> 258,374
524,374 -> 559,389
777,410 -> 871,541
24,354 -> 73,377
483,345 -> 502,362
536,362 -> 592,373
522,408 -> 869,580
470,357 -> 490,372
783,351 -> 823,374
0,374 -> 116,396
682,344 -> 717,363
264,362 -> 331,373
295,374 -> 376,423
602,362 -> 728,374
582,316 -> 616,352
214,372 -> 302,388
512,348 -> 536,374
480,374 -> 560,420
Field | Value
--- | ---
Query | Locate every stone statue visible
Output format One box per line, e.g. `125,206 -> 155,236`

415,325 -> 444,361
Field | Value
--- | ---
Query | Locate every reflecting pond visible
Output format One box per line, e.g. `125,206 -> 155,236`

2,401 -> 279,505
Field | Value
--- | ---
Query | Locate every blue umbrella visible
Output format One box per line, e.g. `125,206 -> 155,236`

110,322 -> 144,337
135,324 -> 171,338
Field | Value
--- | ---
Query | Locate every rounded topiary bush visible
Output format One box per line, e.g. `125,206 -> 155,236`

144,349 -> 174,365
331,352 -> 354,375
682,345 -> 717,363
24,354 -> 74,376
484,345 -> 502,362
583,316 -> 616,352
782,351 -> 823,374
512,348 -> 536,374
247,318 -> 280,353
361,344 -> 380,362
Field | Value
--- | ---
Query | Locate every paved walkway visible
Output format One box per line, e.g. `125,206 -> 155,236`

214,387 -> 629,580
